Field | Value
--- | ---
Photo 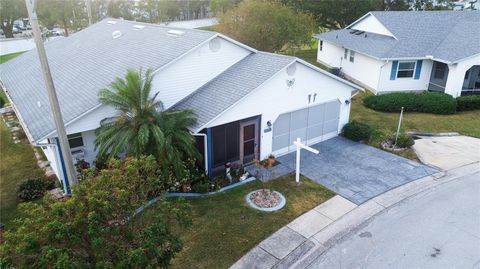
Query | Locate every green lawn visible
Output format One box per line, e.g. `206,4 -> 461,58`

0,122 -> 44,227
0,52 -> 24,64
147,174 -> 334,269
350,92 -> 480,159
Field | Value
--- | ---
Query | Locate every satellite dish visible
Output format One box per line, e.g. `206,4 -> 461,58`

112,30 -> 122,39
286,63 -> 296,76
209,38 -> 221,52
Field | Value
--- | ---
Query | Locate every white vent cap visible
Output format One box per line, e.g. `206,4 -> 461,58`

167,30 -> 185,37
112,30 -> 122,39
107,20 -> 117,25
133,24 -> 145,30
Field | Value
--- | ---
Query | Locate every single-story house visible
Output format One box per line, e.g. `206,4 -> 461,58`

315,11 -> 480,97
0,18 -> 361,181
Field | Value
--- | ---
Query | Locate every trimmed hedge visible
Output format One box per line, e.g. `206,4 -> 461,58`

363,92 -> 457,115
342,121 -> 372,142
457,95 -> 480,111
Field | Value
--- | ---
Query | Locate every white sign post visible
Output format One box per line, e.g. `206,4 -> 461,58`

293,138 -> 319,184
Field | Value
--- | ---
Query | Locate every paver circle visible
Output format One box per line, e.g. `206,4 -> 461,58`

246,189 -> 286,212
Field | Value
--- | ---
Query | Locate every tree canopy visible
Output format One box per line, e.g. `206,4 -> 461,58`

0,0 -> 27,38
282,0 -> 454,30
217,0 -> 317,52
0,156 -> 190,268
94,69 -> 200,178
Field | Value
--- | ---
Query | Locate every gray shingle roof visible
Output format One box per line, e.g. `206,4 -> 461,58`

171,52 -> 295,131
317,11 -> 480,63
0,18 -> 215,141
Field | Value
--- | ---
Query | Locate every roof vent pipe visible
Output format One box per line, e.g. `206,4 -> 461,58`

112,30 -> 122,39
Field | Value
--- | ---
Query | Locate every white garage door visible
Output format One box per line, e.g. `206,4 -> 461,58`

272,100 -> 341,154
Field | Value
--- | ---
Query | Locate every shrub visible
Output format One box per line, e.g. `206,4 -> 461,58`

342,121 -> 372,142
456,95 -> 480,111
0,97 -> 4,108
16,178 -> 48,201
191,182 -> 211,193
391,133 -> 415,148
44,175 -> 58,190
363,92 -> 457,115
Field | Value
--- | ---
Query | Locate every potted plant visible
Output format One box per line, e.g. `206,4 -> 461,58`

267,154 -> 276,167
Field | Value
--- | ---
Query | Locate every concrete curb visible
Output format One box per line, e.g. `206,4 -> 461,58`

230,162 -> 479,269
408,131 -> 460,137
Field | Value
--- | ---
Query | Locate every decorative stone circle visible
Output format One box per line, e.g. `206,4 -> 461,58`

245,189 -> 286,212
381,139 -> 408,152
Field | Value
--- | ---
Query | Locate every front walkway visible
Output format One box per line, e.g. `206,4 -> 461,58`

276,137 -> 437,204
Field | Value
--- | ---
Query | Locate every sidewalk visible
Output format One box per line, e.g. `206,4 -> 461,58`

230,162 -> 479,269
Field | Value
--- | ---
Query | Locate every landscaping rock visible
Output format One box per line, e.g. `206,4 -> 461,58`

37,161 -> 50,169
45,168 -> 56,177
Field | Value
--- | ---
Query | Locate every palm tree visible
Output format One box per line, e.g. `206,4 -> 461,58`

94,68 -> 199,177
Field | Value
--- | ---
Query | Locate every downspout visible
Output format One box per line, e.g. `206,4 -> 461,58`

376,60 -> 390,94
193,133 -> 209,176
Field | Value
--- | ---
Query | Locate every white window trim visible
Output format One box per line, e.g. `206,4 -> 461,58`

396,61 -> 417,79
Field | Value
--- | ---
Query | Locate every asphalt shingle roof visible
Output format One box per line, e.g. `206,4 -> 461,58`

317,11 -> 480,63
0,18 -> 215,141
171,52 -> 295,130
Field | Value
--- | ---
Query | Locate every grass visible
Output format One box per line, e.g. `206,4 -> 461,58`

351,92 -> 480,159
0,122 -> 44,227
149,174 -> 334,269
0,52 -> 23,64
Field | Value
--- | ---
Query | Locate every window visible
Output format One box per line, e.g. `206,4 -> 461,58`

67,133 -> 84,148
319,40 -> 323,51
344,48 -> 348,59
397,61 -> 416,78
434,62 -> 447,79
464,69 -> 470,80
349,50 -> 355,63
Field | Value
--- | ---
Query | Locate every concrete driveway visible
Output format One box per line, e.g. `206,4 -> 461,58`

412,135 -> 480,170
276,137 -> 437,205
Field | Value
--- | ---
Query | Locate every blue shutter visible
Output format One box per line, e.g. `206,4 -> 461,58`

414,60 -> 423,80
390,61 -> 398,80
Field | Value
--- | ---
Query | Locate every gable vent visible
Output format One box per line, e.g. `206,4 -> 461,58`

133,24 -> 145,30
167,30 -> 185,37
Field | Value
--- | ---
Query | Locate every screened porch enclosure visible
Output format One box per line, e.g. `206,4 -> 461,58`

204,116 -> 260,176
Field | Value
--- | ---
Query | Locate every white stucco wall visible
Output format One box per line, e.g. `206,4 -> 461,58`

340,50 -> 383,91
152,36 -> 251,109
317,40 -> 383,91
377,60 -> 433,93
350,14 -> 394,37
317,40 -> 344,68
445,55 -> 480,97
206,61 -> 355,159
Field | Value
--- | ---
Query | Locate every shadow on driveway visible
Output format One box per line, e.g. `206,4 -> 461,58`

276,137 -> 438,205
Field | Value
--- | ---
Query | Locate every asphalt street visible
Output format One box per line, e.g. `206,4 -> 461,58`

307,170 -> 480,269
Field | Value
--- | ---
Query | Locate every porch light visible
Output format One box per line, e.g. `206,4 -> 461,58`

345,99 -> 351,105
267,121 -> 272,127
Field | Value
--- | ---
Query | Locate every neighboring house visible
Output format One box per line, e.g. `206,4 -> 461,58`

453,0 -> 479,10
0,18 -> 361,180
315,11 -> 480,97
